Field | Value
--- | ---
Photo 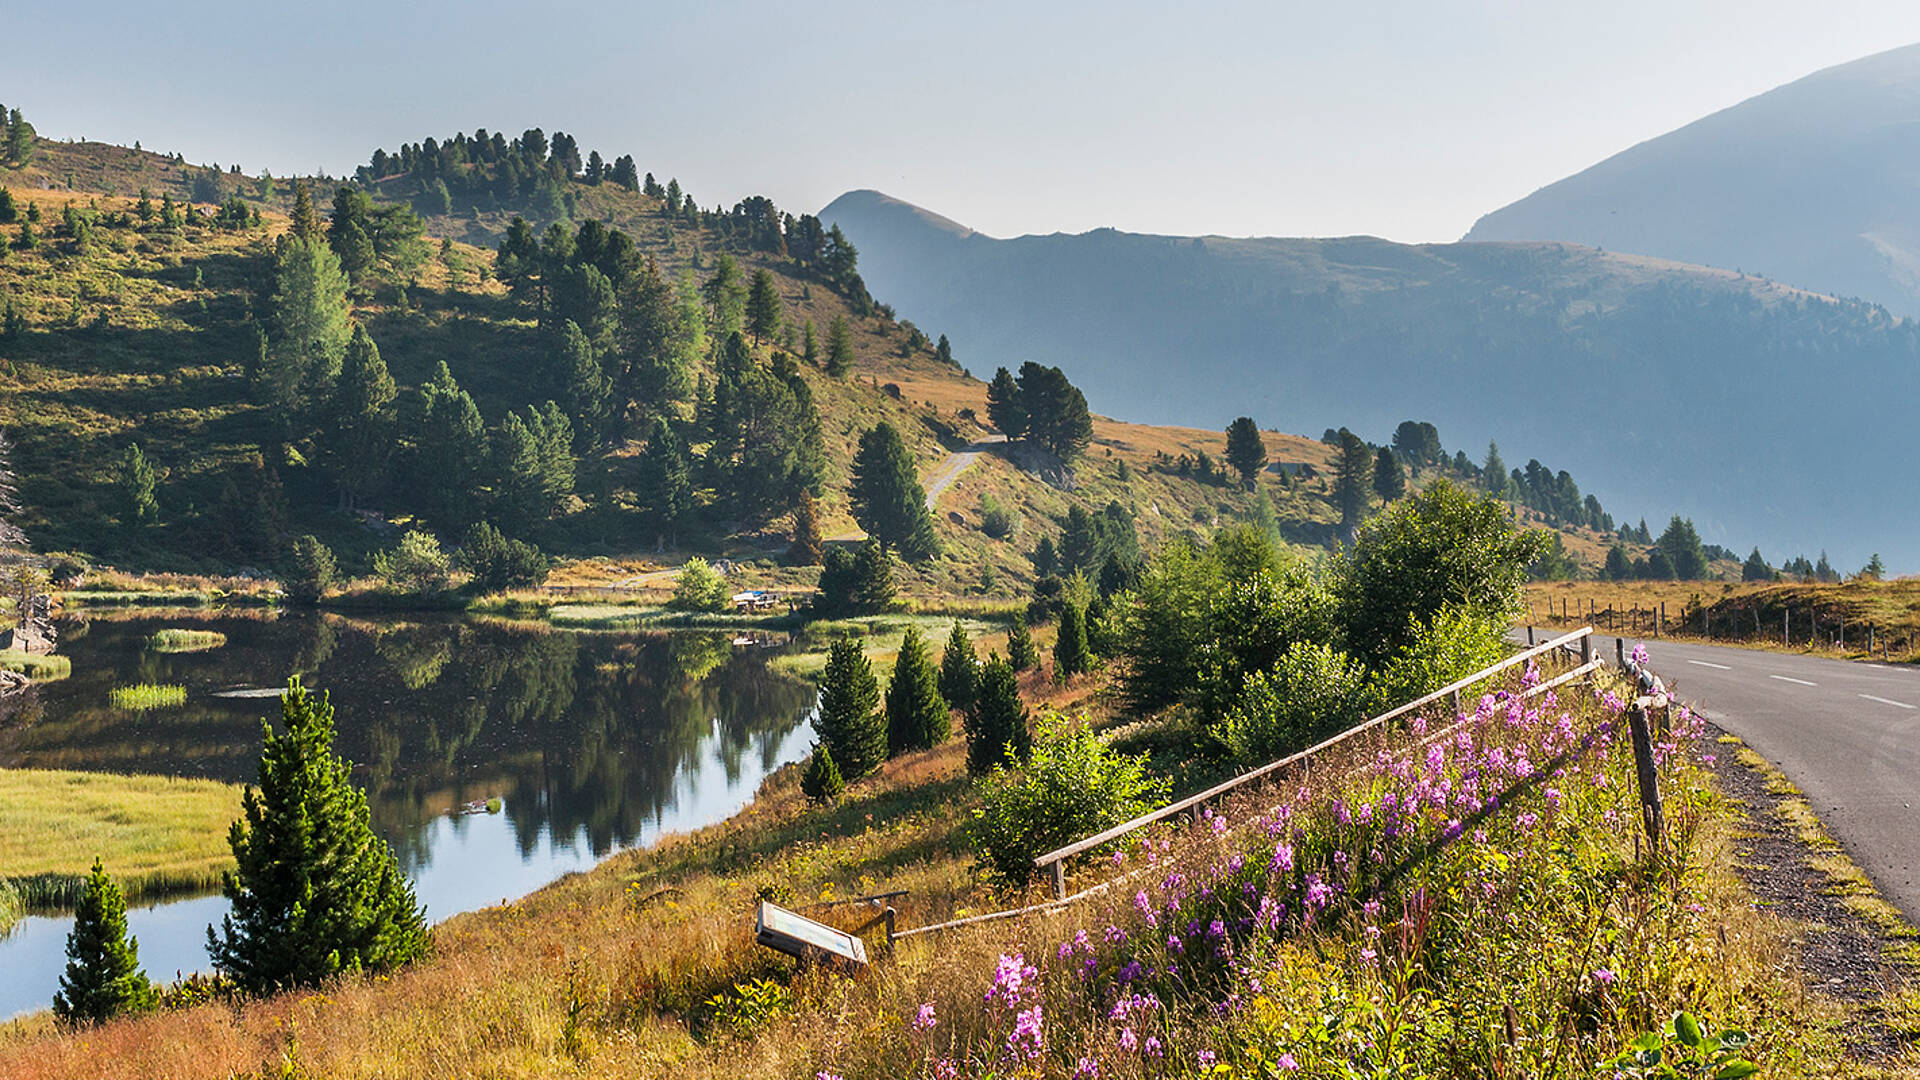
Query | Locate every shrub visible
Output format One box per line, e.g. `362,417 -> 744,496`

458,522 -> 551,592
283,535 -> 335,605
374,530 -> 452,594
1368,604 -> 1508,711
1216,640 -> 1370,765
969,711 -> 1169,887
799,744 -> 844,804
670,556 -> 730,612
980,493 -> 1020,540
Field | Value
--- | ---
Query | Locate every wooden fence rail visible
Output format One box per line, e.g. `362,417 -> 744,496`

1030,626 -> 1599,899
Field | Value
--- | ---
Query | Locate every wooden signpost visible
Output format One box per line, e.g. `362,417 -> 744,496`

754,901 -> 869,969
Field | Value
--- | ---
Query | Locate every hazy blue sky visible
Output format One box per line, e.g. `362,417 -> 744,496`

11,1 -> 1920,241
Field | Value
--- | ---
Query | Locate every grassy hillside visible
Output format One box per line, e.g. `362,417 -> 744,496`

1,129 -> 1633,599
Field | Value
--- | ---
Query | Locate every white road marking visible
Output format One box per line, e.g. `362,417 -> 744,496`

1858,694 -> 1915,710
1769,675 -> 1818,687
1686,659 -> 1732,670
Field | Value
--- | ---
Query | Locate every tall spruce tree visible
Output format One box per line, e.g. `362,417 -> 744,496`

939,620 -> 979,713
1006,613 -> 1038,672
557,319 -> 611,450
1482,441 -> 1509,499
885,625 -> 949,756
635,417 -> 691,550
52,860 -> 156,1026
209,678 -> 427,994
849,422 -> 938,561
986,367 -> 1025,438
967,655 -> 1030,776
326,325 -> 396,510
1372,446 -> 1406,501
1334,430 -> 1374,533
1054,602 -> 1091,681
789,489 -> 824,565
825,315 -> 855,376
118,443 -> 158,529
745,268 -> 782,343
815,639 -> 885,779
261,233 -> 351,419
1225,416 -> 1267,487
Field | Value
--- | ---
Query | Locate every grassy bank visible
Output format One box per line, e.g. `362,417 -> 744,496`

1526,578 -> 1920,662
0,769 -> 242,927
0,662 -> 1901,1077
0,650 -> 72,682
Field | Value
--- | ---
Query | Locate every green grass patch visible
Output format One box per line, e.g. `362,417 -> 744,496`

109,683 -> 187,710
61,589 -> 213,608
0,650 -> 72,681
0,768 -> 242,923
147,628 -> 228,653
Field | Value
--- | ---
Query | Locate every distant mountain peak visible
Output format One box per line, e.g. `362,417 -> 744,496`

820,189 -> 978,240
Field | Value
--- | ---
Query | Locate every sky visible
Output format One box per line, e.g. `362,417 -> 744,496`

10,1 -> 1920,242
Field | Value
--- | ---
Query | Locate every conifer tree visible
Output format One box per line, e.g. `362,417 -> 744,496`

849,422 -> 939,561
556,320 -> 611,451
635,416 -> 691,550
118,443 -> 158,529
52,860 -> 155,1026
745,268 -> 782,343
939,620 -> 978,713
825,315 -> 855,376
1225,416 -> 1266,487
1054,602 -> 1091,681
885,624 -> 949,756
701,254 -> 745,335
290,181 -> 321,243
285,535 -> 337,605
1741,547 -> 1771,582
800,743 -> 844,804
262,233 -> 351,418
789,489 -> 824,565
935,333 -> 954,367
1006,613 -> 1038,672
210,678 -> 427,994
1482,441 -> 1509,499
414,361 -> 488,530
326,325 -> 396,510
1373,446 -> 1406,501
801,319 -> 818,367
1334,430 -> 1374,532
967,655 -> 1030,776
986,367 -> 1025,438
1031,535 -> 1060,578
815,639 -> 884,779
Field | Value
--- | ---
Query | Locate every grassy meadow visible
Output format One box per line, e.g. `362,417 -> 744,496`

1526,578 -> 1920,661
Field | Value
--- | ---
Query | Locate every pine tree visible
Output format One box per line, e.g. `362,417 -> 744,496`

6,108 -> 36,166
789,489 -> 824,565
414,362 -> 489,530
1225,416 -> 1267,487
1006,613 -> 1038,672
290,181 -> 321,243
1015,362 -> 1093,458
1741,547 -> 1771,582
1054,602 -> 1091,681
285,535 -> 337,605
209,678 -> 427,994
1031,536 -> 1060,577
986,367 -> 1025,438
967,655 -> 1030,776
934,333 -> 954,367
1655,516 -> 1708,580
262,234 -> 351,418
801,319 -> 818,368
634,417 -> 691,550
556,320 -> 611,450
885,625 -> 949,756
849,422 -> 939,561
825,315 -> 855,377
118,443 -> 158,529
939,620 -> 978,713
326,325 -> 396,510
701,254 -> 745,335
1334,430 -> 1373,533
800,744 -> 845,804
1372,446 -> 1406,501
745,268 -> 782,343
52,860 -> 155,1026
1482,441 -> 1509,499
815,639 -> 884,779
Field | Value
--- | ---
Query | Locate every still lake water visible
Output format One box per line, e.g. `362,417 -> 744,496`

0,611 -> 818,1018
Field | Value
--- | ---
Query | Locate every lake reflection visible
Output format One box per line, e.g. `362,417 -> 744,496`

0,612 -> 817,1018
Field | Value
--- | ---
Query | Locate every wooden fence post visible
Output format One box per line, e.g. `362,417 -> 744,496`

1527,625 -> 1536,646
1627,704 -> 1664,846
1580,632 -> 1592,667
1051,860 -> 1067,902
884,905 -> 897,949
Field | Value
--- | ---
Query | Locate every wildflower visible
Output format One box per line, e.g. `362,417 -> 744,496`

1631,643 -> 1650,667
1278,1052 -> 1300,1070
1007,1004 -> 1045,1060
987,953 -> 1038,1008
1198,1049 -> 1217,1067
1593,968 -> 1617,986
1144,1036 -> 1165,1058
1073,1057 -> 1100,1079
913,1002 -> 937,1030
935,1061 -> 960,1080
817,1073 -> 843,1080
1119,1027 -> 1139,1052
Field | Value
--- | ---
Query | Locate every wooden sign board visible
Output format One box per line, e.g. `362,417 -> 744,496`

755,901 -> 868,968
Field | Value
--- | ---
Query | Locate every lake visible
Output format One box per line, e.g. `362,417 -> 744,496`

0,610 -> 819,1019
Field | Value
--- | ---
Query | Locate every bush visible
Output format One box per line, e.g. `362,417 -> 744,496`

670,556 -> 730,612
374,531 -> 451,594
1368,604 -> 1508,711
980,493 -> 1020,540
458,522 -> 551,592
1216,640 -> 1370,765
970,711 -> 1169,887
283,535 -> 336,605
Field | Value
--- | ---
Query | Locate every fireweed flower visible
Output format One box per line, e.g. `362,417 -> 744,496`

1073,1057 -> 1099,1079
1007,1005 -> 1045,1060
1119,1027 -> 1139,1052
1593,968 -> 1618,986
913,1002 -> 937,1030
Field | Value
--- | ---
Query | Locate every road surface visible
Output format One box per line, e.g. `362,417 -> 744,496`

921,436 -> 1007,510
1573,632 -> 1920,922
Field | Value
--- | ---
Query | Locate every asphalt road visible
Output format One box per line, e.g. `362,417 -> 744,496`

1564,632 -> 1920,922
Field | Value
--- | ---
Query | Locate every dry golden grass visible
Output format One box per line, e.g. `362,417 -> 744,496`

1526,578 -> 1920,662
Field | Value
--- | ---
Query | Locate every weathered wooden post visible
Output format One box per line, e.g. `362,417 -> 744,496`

1527,625 -> 1536,646
1449,688 -> 1462,715
1051,860 -> 1067,902
1616,637 -> 1625,668
1580,631 -> 1593,668
1627,703 -> 1664,847
883,904 -> 897,950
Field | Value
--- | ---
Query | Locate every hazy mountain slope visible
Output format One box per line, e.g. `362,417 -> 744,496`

1465,42 -> 1920,317
823,189 -> 1920,570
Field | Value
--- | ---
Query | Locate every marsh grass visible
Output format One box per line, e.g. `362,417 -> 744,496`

147,628 -> 227,653
109,683 -> 187,710
0,650 -> 71,681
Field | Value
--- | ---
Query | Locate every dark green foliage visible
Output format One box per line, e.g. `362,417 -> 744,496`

210,678 -> 428,994
969,714 -> 1168,887
704,342 -> 826,520
414,361 -> 489,530
825,315 -> 855,376
1373,447 -> 1406,501
488,403 -> 574,535
1012,362 -> 1092,459
1655,515 -> 1709,580
556,320 -> 611,450
1481,441 -> 1509,499
459,522 -> 550,591
935,333 -> 954,367
799,743 -> 845,804
1114,540 -> 1216,712
1006,615 -> 1038,672
1334,429 -> 1374,532
1053,602 -> 1091,681
939,620 -> 979,713
1225,416 -> 1266,486
284,536 -> 336,605
979,492 -> 1019,540
635,417 -> 692,550
986,367 -> 1025,437
1217,641 -> 1371,765
885,625 -> 949,756
6,107 -> 36,165
1391,421 -> 1444,470
815,639 -> 885,779
1192,563 -> 1339,722
966,655 -> 1030,776
1031,536 -> 1059,578
52,860 -> 155,1026
325,325 -> 396,509
1338,480 -> 1546,667
789,490 -> 823,565
1606,543 -> 1634,582
815,538 -> 894,616
849,422 -> 938,561
0,186 -> 15,224
261,235 -> 351,418
745,268 -> 782,343
1057,500 -> 1138,578
117,443 -> 158,529
1528,532 -> 1579,581
702,254 -> 745,335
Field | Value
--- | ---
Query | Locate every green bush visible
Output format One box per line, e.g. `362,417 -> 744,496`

670,557 -> 730,612
1216,640 -> 1370,765
283,535 -> 336,605
374,531 -> 452,594
458,522 -> 551,592
969,711 -> 1169,888
1368,604 -> 1508,711
979,493 -> 1020,540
